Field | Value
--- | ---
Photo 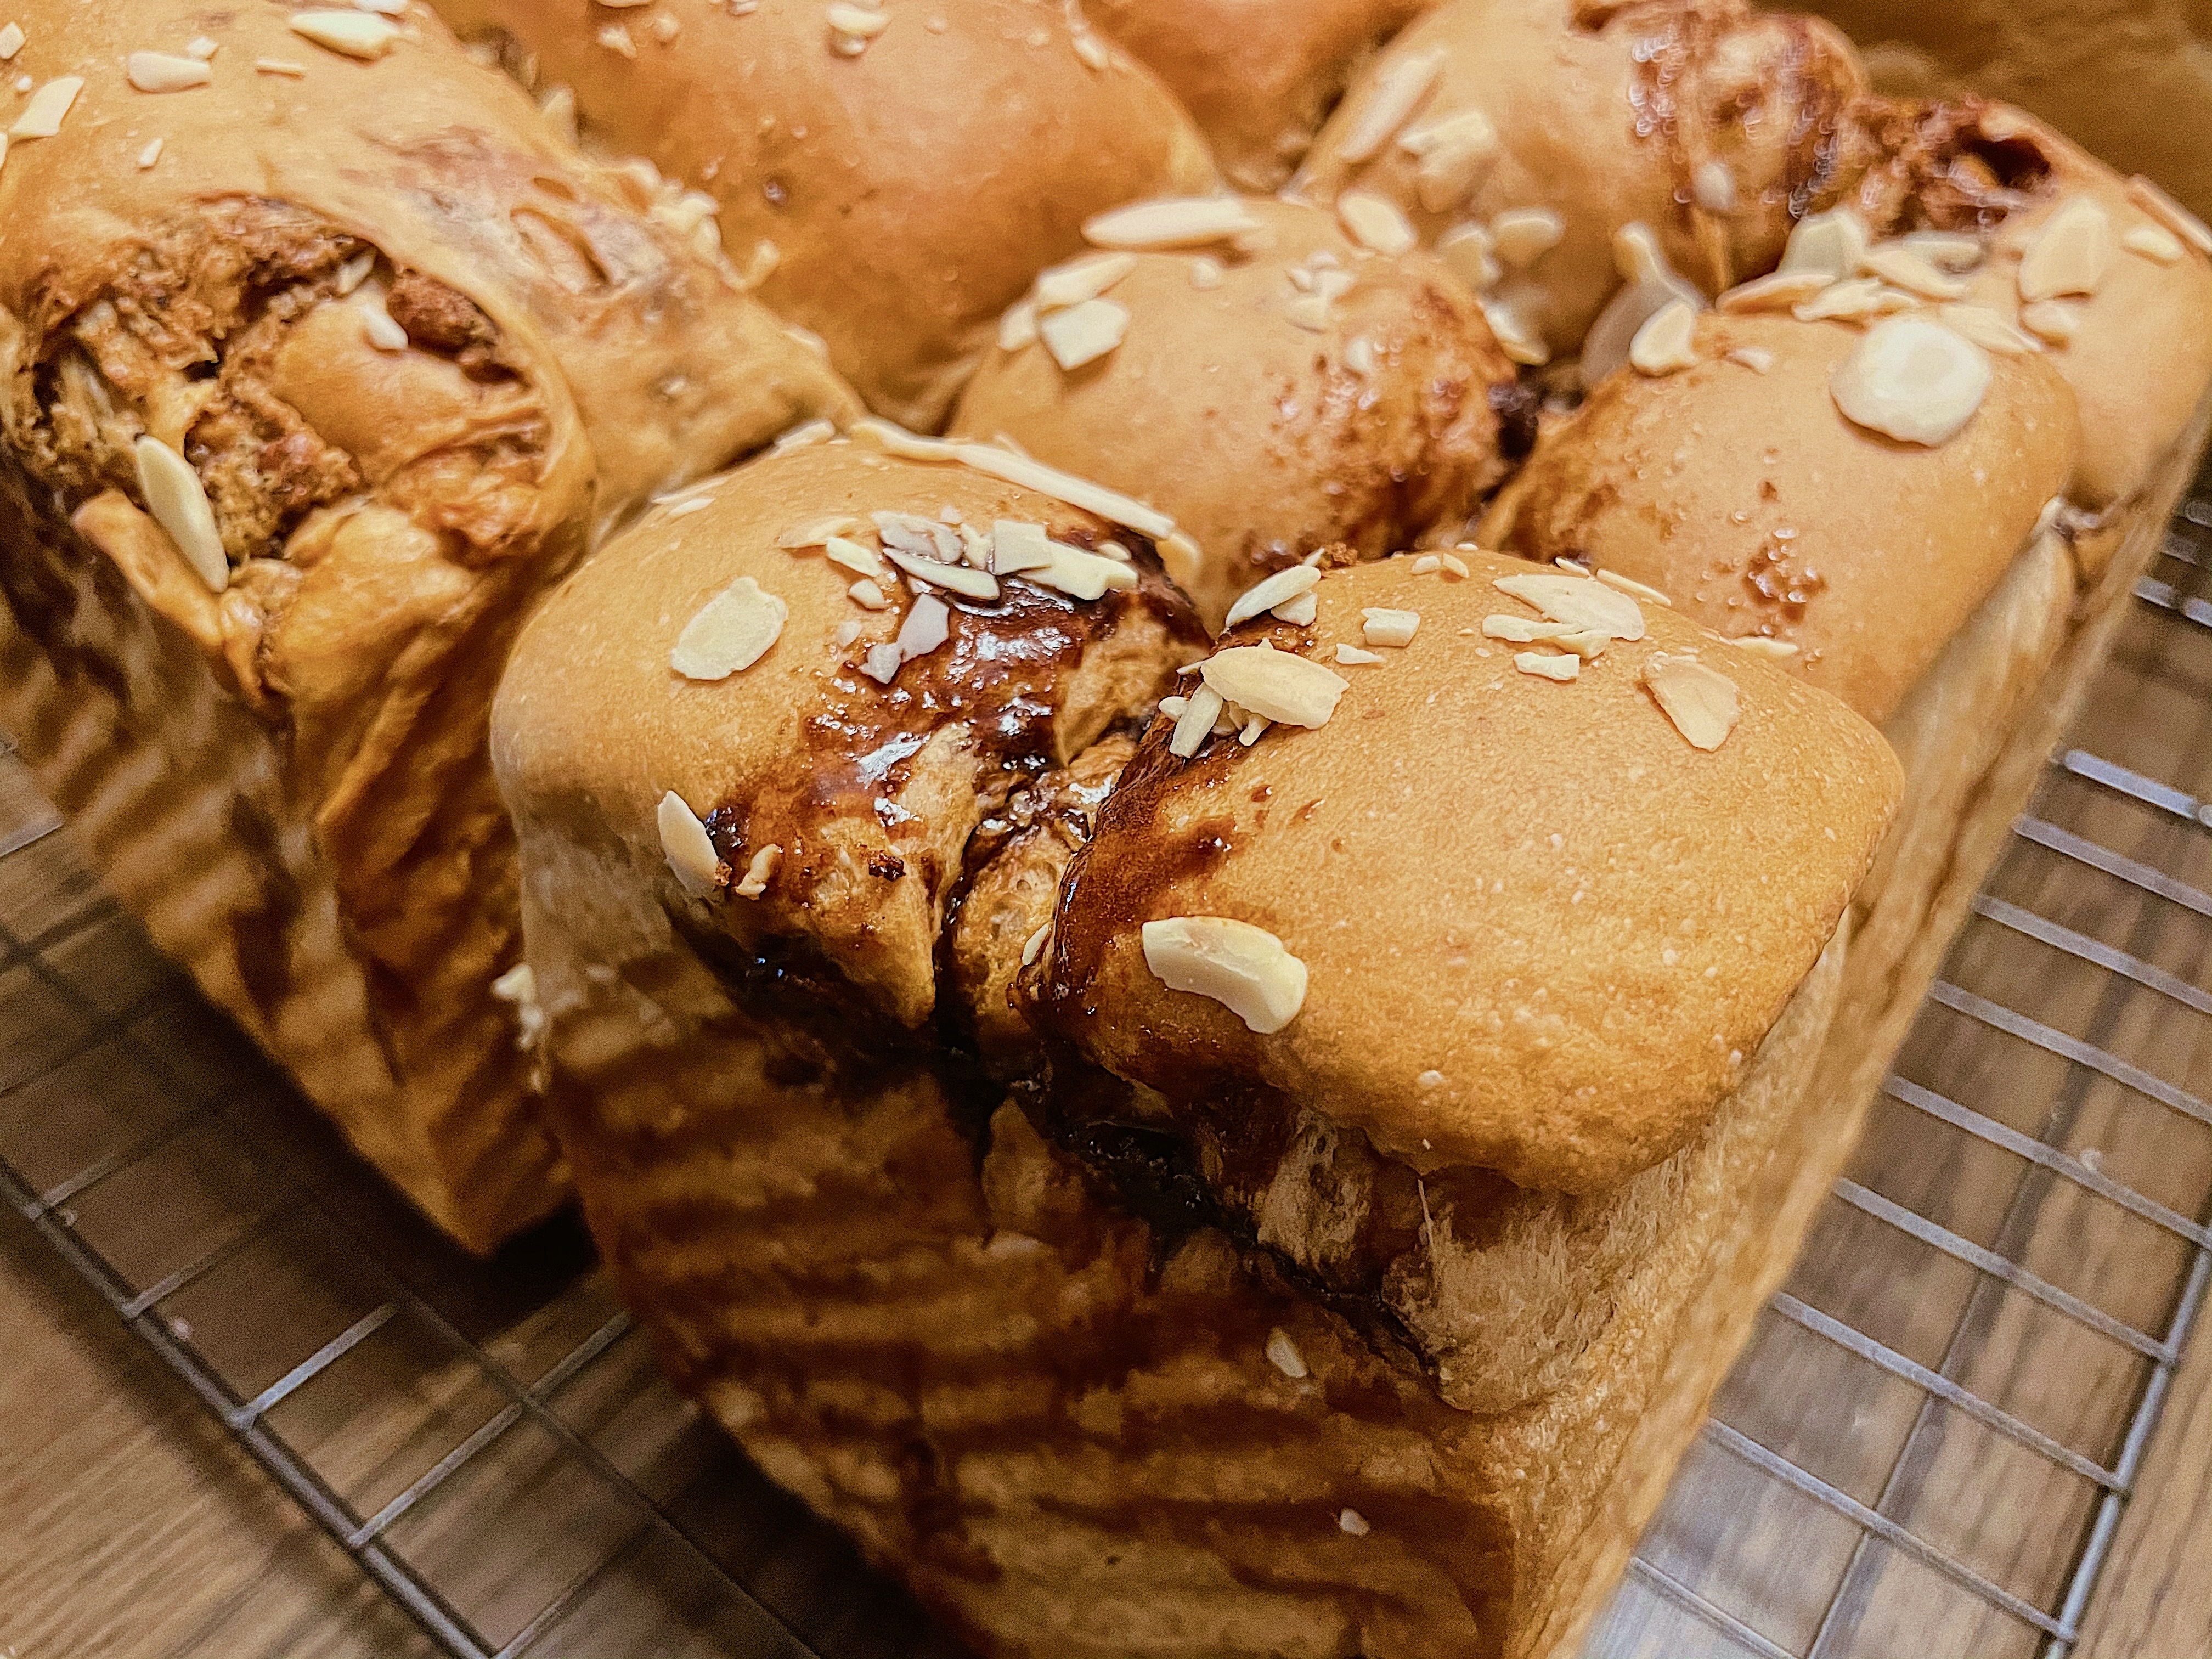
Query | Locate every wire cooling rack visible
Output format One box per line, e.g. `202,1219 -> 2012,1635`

2,487 -> 2210,1657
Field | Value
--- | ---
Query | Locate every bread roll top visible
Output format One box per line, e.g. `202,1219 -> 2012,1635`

492,439 -> 1204,1032
1039,548 -> 1900,1192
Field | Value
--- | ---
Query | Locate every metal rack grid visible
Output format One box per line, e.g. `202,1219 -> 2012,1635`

2,481 -> 2210,1656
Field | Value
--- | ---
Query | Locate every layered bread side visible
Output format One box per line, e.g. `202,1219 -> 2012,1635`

490,432 -> 1899,1655
0,0 -> 854,1249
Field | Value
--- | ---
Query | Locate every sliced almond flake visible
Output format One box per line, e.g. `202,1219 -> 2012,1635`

2123,223 -> 2183,265
1514,651 -> 1579,682
1859,243 -> 1968,300
873,509 -> 963,565
1021,923 -> 1052,966
1189,256 -> 1224,289
849,577 -> 891,610
1285,294 -> 1334,332
255,57 -> 308,75
1039,296 -> 1128,370
1793,277 -> 1915,323
335,251 -> 376,295
1159,529 -> 1205,591
1142,916 -> 1308,1034
988,520 -> 1054,574
1728,635 -> 1799,659
289,10 -> 402,59
1401,106 -> 1498,214
127,52 -> 214,92
769,417 -> 836,457
2019,196 -> 2111,302
1490,207 -> 1565,269
0,24 -> 22,60
825,535 -> 889,579
1334,47 -> 1442,163
833,619 -> 863,647
360,295 -> 409,351
1360,607 -> 1419,647
1778,206 -> 1869,281
672,576 -> 787,679
136,136 -> 164,168
1200,643 -> 1349,727
1593,567 -> 1672,606
1343,335 -> 1378,376
1338,191 -> 1417,256
2125,174 -> 2212,258
1933,303 -> 2036,356
825,2 -> 888,35
1339,1508 -> 1372,1537
1550,628 -> 1611,659
1492,571 -> 1645,640
599,22 -> 637,55
1035,251 -> 1137,310
1026,542 -> 1135,600
1238,716 -> 1269,746
1438,222 -> 1500,291
666,496 -> 712,519
1272,590 -> 1318,626
779,514 -> 863,549
860,641 -> 904,682
1831,314 -> 1990,444
1169,684 -> 1224,757
883,542 -> 999,600
1692,159 -> 1736,215
1438,552 -> 1469,578
1715,269 -> 1830,314
1644,651 -> 1740,749
1901,230 -> 1985,273
950,439 -> 1176,539
1612,222 -> 1670,286
1159,695 -> 1188,717
1726,345 -> 1774,373
1335,643 -> 1384,665
733,844 -> 781,898
896,592 -> 951,659
1085,196 -> 1259,251
133,436 -> 228,592
657,792 -> 723,895
1264,1325 -> 1310,1378
1224,564 -> 1320,629
2018,298 -> 2082,345
1482,613 -> 1584,644
537,82 -> 580,144
1481,296 -> 1549,365
9,76 -> 82,139
1629,300 -> 1698,375
1409,554 -> 1441,574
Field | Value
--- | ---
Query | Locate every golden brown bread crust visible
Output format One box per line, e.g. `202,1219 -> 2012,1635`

951,196 -> 1520,630
0,0 -> 853,1249
1038,548 -> 1900,1192
1485,310 -> 2083,723
1297,0 -> 1871,354
1091,0 -> 1437,191
434,0 -> 1217,430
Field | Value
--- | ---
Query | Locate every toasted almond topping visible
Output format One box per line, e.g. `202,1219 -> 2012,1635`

2019,195 -> 2111,302
1343,335 -> 1378,376
1493,571 -> 1646,640
1612,221 -> 1674,286
1592,567 -> 1671,606
825,2 -> 889,36
825,535 -> 890,580
2123,223 -> 2183,265
1860,242 -> 1968,300
1902,230 -> 1985,273
1439,552 -> 1469,578
997,300 -> 1039,351
1935,303 -> 2037,356
833,619 -> 863,647
255,57 -> 308,75
1159,695 -> 1188,717
1629,300 -> 1699,375
1515,650 -> 1579,682
1039,296 -> 1129,370
335,251 -> 375,295
1339,1508 -> 1372,1537
1143,918 -> 1308,1034
597,22 -> 637,55
897,592 -> 951,659
1335,643 -> 1383,665
136,136 -> 164,168
1360,606 -> 1419,647
1778,206 -> 1870,281
657,792 -> 722,895
490,962 -> 536,1005
1715,269 -> 1830,314
1027,542 -> 1136,600
289,9 -> 402,59
1793,276 -> 1915,323
985,520 -> 1053,574
1334,47 -> 1442,163
1480,296 -> 1550,365
1073,30 -> 1109,69
1692,159 -> 1736,215
652,11 -> 681,40
127,51 -> 214,92
2125,174 -> 2212,257
1729,635 -> 1799,659
1225,564 -> 1320,629
535,82 -> 580,144
672,577 -> 786,680
779,514 -> 864,549
732,844 -> 781,899
1409,554 -> 1442,574
1489,206 -> 1564,269
1085,195 -> 1259,251
1831,314 -> 1990,444
1159,528 -> 1205,591
873,509 -> 963,565
1338,191 -> 1417,256
883,542 -> 999,600
1189,255 -> 1224,289
1483,613 -> 1573,643
1021,923 -> 1053,966
1644,652 -> 1740,749
1438,222 -> 1500,290
1036,251 -> 1137,309
360,295 -> 409,351
667,496 -> 712,519
1273,590 -> 1318,626
1725,345 -> 1774,373
1284,294 -> 1334,332
1169,684 -> 1224,757
1401,106 -> 1498,213
9,76 -> 82,138
1200,644 -> 1350,727
0,23 -> 21,59
848,577 -> 891,610
860,641 -> 904,682
1235,715 -> 1267,746
949,439 -> 1177,539
133,435 -> 229,592
2018,298 -> 2082,345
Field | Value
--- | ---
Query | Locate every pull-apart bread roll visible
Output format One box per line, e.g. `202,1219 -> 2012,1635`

0,0 -> 853,1249
1088,0 -> 1436,191
953,196 -> 1521,629
494,435 -> 1899,1655
433,0 -> 1215,430
1297,0 -> 1873,362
